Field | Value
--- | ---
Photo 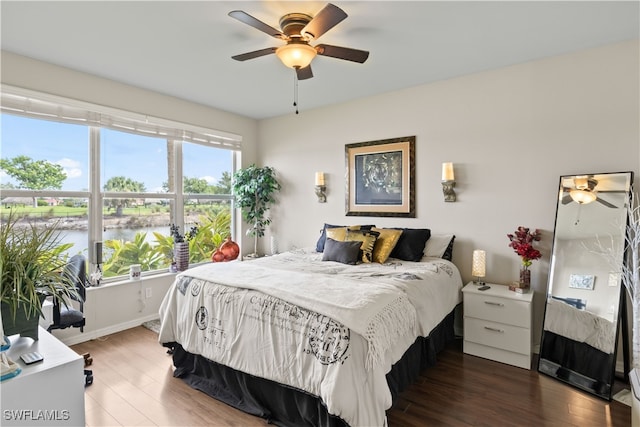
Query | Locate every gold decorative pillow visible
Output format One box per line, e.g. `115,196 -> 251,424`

326,227 -> 348,242
345,229 -> 380,263
371,228 -> 403,263
326,225 -> 368,243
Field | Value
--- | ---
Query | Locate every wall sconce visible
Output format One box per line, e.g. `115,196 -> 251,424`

315,172 -> 326,203
441,162 -> 456,202
472,249 -> 486,285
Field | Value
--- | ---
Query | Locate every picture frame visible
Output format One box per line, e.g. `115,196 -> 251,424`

569,274 -> 595,290
345,136 -> 415,217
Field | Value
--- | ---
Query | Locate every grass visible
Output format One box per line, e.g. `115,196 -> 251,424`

0,205 -> 170,219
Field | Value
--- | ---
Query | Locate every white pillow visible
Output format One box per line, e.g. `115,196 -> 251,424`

424,234 -> 454,258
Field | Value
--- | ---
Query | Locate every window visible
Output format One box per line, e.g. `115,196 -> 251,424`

1,86 -> 241,282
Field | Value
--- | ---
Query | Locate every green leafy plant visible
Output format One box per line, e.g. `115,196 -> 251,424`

232,165 -> 281,256
0,211 -> 79,334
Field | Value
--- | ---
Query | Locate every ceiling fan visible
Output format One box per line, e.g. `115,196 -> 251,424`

561,176 -> 624,208
228,3 -> 369,81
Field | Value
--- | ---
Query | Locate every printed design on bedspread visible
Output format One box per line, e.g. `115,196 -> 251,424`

176,275 -> 192,295
190,279 -> 203,296
433,262 -> 454,277
195,306 -> 208,330
248,293 -> 351,366
307,316 -> 350,365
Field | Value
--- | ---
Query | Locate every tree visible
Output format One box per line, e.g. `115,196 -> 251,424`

232,165 -> 281,256
104,176 -> 146,216
214,171 -> 233,194
183,177 -> 209,194
0,155 -> 66,207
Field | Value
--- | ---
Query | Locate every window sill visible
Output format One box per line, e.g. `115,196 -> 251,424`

87,271 -> 177,291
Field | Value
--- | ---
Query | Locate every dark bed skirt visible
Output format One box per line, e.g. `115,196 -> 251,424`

538,330 -> 614,399
167,309 -> 456,427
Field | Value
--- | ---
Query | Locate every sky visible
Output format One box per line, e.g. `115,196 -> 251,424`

0,114 -> 231,192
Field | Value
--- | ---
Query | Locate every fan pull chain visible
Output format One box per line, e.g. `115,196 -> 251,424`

293,70 -> 299,115
574,204 -> 582,226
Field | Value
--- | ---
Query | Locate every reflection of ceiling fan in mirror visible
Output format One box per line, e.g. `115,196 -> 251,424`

561,176 -> 624,208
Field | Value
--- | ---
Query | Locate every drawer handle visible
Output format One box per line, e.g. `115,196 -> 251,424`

484,326 -> 504,333
484,301 -> 504,307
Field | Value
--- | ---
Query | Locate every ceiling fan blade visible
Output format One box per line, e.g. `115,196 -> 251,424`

229,10 -> 286,39
596,197 -> 617,208
561,194 -> 573,205
296,65 -> 313,80
316,44 -> 369,63
231,47 -> 277,61
301,3 -> 347,40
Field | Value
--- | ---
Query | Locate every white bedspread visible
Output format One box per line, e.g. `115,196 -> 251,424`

159,248 -> 463,427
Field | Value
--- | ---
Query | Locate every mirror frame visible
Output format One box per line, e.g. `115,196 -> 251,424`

538,171 -> 633,400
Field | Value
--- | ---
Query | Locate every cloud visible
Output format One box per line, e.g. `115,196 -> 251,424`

56,158 -> 82,179
201,175 -> 217,184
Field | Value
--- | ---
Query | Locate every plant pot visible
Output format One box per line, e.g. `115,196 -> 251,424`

1,300 -> 43,341
174,242 -> 189,271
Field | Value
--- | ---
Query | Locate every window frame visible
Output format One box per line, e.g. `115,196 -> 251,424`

1,85 -> 241,282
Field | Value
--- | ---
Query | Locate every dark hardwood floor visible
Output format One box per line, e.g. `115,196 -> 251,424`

72,327 -> 631,426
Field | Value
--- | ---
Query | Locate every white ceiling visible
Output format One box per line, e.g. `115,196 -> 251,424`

1,1 -> 638,120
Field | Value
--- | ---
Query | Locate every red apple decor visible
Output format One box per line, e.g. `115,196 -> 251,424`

212,237 -> 240,262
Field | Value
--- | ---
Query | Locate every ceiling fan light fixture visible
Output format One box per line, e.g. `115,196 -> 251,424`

570,189 -> 597,204
276,43 -> 317,69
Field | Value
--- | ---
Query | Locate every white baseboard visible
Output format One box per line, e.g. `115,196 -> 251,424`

55,313 -> 160,346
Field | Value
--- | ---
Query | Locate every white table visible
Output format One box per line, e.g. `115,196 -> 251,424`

0,327 -> 85,426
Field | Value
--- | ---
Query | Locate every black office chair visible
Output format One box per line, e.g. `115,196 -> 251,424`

48,254 -> 87,333
47,254 -> 93,385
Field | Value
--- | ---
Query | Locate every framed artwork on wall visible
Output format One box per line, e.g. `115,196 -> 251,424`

345,136 -> 415,217
569,274 -> 595,290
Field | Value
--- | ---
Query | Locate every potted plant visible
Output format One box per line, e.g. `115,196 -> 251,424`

0,211 -> 80,340
232,164 -> 281,257
169,224 -> 198,271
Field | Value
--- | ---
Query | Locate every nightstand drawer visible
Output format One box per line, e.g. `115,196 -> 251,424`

464,292 -> 530,328
464,318 -> 530,355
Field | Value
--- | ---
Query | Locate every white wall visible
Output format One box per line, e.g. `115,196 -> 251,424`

49,274 -> 174,346
257,40 -> 640,348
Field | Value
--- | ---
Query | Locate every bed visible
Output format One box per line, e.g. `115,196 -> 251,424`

158,228 -> 462,427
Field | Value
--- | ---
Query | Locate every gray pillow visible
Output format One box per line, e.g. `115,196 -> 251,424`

322,238 -> 362,265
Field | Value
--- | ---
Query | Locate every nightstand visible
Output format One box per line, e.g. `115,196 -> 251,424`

462,282 -> 533,369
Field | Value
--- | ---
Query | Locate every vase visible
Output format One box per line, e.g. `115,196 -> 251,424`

219,237 -> 240,261
174,242 -> 189,271
211,249 -> 225,263
519,267 -> 531,290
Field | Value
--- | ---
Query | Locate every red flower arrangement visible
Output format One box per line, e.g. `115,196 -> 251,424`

507,226 -> 541,268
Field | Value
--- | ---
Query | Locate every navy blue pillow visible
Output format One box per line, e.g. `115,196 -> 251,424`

322,238 -> 362,265
389,228 -> 431,262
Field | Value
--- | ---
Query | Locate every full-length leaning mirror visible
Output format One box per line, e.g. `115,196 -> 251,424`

538,171 -> 633,400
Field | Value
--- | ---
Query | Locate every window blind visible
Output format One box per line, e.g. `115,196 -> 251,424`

1,85 -> 242,150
